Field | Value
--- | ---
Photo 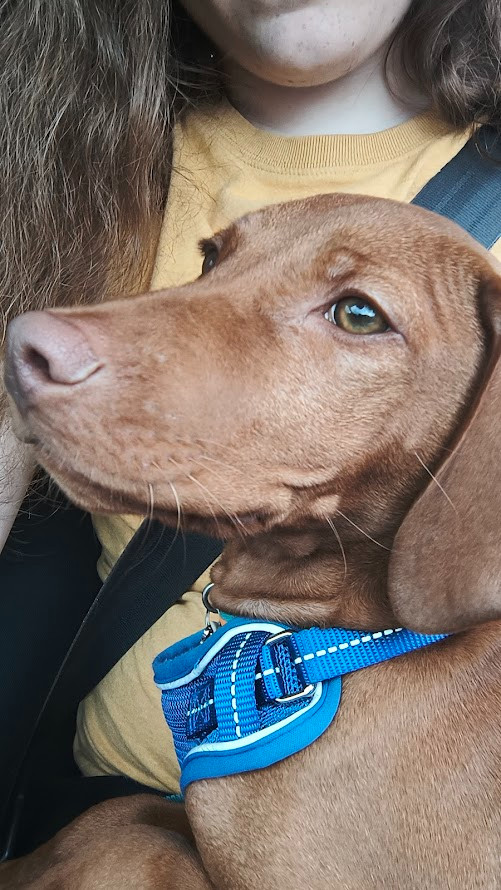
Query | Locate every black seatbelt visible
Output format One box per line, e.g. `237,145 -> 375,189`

1,521 -> 223,859
42,521 -> 223,727
412,126 -> 501,248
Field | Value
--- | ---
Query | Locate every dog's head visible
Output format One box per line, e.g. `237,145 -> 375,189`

5,194 -> 501,632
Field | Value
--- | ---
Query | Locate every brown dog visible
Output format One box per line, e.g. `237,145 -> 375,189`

2,194 -> 501,889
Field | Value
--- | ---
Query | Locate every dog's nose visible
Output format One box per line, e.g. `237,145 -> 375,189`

4,311 -> 102,415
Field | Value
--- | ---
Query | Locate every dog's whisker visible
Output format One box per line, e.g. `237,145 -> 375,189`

151,458 -> 185,545
164,455 -> 246,539
168,481 -> 182,535
167,456 -> 226,540
186,482 -> 224,541
326,516 -> 348,577
185,472 -> 247,541
167,480 -> 187,564
195,453 -> 247,477
143,481 -> 155,535
182,435 -> 241,456
335,509 -> 391,551
413,451 -> 458,514
191,457 -> 245,490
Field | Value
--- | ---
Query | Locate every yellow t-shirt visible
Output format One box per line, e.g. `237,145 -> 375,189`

76,99 -> 501,794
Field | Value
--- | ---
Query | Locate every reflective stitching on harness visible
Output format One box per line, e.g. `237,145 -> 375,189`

187,697 -> 215,718
290,627 -> 404,667
154,618 -> 448,791
256,628 -> 407,676
255,666 -> 280,681
231,632 -> 252,738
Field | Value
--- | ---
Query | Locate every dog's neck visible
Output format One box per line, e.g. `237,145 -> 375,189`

210,523 -> 397,630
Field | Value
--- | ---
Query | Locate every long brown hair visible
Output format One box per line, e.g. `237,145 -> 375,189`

1,0 -> 500,349
391,0 -> 501,129
0,0 -> 217,344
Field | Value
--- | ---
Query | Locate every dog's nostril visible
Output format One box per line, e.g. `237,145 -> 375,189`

13,326 -> 101,387
4,310 -> 103,417
24,346 -> 52,382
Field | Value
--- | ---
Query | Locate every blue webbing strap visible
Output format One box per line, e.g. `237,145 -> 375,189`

258,625 -> 447,700
154,619 -> 448,789
411,126 -> 501,249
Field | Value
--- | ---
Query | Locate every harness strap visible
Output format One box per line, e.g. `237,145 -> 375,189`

154,618 -> 448,791
258,625 -> 447,701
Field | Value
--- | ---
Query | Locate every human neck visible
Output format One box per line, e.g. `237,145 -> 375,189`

224,49 -> 426,137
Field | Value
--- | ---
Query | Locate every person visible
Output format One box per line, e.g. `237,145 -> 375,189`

1,0 -> 500,800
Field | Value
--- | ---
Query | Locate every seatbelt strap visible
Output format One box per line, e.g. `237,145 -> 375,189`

412,126 -> 501,249
44,523 -> 224,712
38,124 -> 501,713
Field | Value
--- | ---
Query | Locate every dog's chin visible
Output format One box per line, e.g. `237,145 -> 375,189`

35,452 -> 273,538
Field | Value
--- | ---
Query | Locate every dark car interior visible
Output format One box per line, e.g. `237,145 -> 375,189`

0,474 -> 222,860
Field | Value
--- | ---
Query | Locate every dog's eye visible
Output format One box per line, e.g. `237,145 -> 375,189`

324,297 -> 389,335
201,246 -> 219,275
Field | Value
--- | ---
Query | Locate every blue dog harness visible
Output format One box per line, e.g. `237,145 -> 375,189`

153,614 -> 447,793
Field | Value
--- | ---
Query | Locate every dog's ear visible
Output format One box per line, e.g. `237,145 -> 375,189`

388,270 -> 501,634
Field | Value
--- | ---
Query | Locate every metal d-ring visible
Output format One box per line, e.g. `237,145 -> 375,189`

201,582 -> 221,639
201,582 -> 216,612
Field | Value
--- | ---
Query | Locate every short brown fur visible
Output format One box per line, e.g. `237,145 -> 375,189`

2,194 -> 501,888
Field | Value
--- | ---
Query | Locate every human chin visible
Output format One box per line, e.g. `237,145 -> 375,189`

179,0 -> 412,88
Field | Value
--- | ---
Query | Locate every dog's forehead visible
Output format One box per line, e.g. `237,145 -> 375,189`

234,193 -> 483,269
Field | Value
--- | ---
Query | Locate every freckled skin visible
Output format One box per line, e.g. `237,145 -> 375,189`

178,0 -> 412,87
